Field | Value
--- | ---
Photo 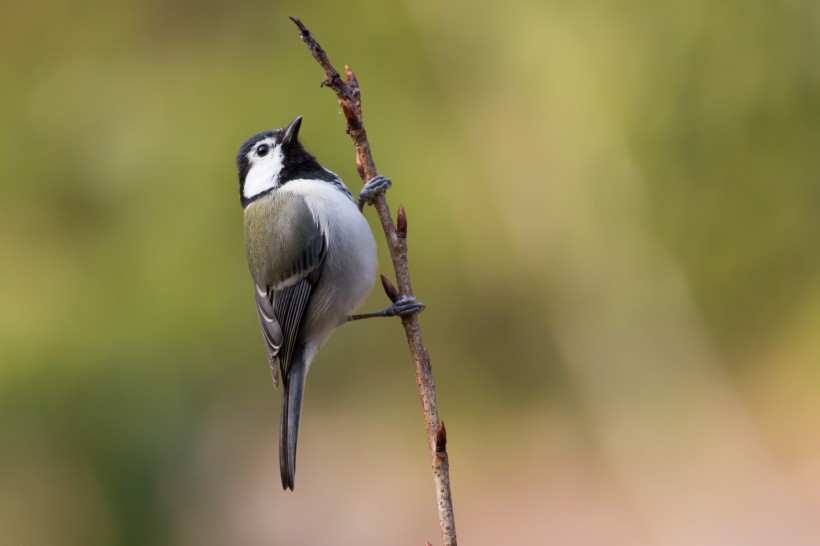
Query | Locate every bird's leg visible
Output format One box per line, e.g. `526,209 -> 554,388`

348,297 -> 425,321
358,174 -> 392,210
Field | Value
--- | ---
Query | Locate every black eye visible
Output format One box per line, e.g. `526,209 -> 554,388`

256,144 -> 270,157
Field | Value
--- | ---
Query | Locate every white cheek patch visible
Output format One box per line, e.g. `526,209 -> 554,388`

243,143 -> 284,200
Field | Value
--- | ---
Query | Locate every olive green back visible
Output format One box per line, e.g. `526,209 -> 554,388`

243,192 -> 320,289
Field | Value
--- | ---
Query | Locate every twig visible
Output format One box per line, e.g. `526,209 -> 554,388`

289,17 -> 457,546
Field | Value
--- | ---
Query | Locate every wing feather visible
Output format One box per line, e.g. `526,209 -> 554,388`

255,284 -> 284,387
246,193 -> 326,387
273,278 -> 312,378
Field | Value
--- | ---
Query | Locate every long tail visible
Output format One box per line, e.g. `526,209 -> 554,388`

280,358 -> 306,491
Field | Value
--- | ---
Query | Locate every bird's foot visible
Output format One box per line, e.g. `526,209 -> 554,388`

387,297 -> 426,317
348,297 -> 425,321
358,174 -> 392,210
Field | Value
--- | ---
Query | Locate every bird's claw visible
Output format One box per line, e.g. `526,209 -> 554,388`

358,174 -> 392,209
388,297 -> 425,317
347,296 -> 425,322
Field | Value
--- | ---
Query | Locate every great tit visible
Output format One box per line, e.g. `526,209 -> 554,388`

236,116 -> 422,490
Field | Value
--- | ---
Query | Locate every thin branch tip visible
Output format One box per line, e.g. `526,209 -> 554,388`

288,16 -> 306,33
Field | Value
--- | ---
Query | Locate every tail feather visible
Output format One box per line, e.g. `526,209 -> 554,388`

279,382 -> 290,489
280,360 -> 306,491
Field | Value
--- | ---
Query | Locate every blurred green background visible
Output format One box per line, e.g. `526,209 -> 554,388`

2,0 -> 820,544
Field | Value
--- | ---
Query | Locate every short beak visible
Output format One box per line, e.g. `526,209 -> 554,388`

283,115 -> 302,146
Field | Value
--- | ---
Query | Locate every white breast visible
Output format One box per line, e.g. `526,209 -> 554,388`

281,179 -> 369,245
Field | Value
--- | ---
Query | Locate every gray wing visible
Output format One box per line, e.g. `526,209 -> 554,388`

255,284 -> 284,387
253,229 -> 326,388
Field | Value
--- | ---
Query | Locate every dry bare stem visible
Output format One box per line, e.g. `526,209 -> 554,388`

289,17 -> 457,546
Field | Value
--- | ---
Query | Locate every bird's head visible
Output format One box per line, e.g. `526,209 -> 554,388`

238,115 -> 321,207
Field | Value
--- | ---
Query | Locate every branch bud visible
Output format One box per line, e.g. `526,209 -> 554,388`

380,274 -> 400,303
356,155 -> 365,180
436,421 -> 447,454
346,66 -> 360,99
397,205 -> 407,239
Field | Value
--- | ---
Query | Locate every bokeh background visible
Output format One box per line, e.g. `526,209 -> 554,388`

2,0 -> 820,544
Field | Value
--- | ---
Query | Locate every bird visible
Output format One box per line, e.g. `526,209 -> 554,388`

236,116 -> 423,490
